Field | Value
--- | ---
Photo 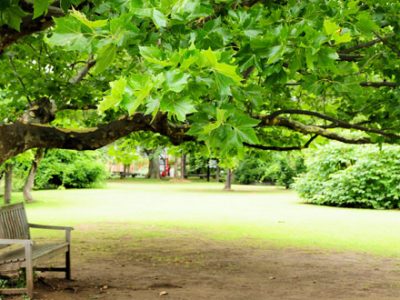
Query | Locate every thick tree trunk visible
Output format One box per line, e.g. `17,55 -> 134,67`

147,156 -> 160,179
224,169 -> 233,190
23,148 -> 45,203
181,154 -> 187,179
4,163 -> 13,204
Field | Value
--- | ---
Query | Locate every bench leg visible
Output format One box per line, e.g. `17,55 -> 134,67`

25,244 -> 34,299
65,247 -> 71,280
65,230 -> 72,280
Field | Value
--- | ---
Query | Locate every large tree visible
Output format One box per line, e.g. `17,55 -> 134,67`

0,0 -> 399,166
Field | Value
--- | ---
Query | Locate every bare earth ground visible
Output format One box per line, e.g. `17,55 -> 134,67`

8,223 -> 400,300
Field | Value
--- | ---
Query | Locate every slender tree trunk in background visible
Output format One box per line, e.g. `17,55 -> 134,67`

4,163 -> 13,204
206,159 -> 210,182
174,157 -> 179,178
181,154 -> 186,179
224,168 -> 233,190
147,156 -> 160,179
23,148 -> 45,203
216,165 -> 220,182
124,164 -> 130,177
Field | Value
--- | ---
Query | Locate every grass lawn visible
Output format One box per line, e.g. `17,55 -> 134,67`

7,179 -> 400,257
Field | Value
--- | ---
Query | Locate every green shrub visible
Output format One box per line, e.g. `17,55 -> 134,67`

35,150 -> 108,189
235,158 -> 270,185
234,152 -> 305,187
295,144 -> 400,209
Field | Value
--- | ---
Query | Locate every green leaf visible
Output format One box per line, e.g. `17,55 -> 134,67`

94,43 -> 117,74
145,96 -> 161,115
323,19 -> 339,36
356,12 -> 379,34
33,0 -> 50,19
98,77 -> 127,112
46,17 -> 91,51
152,9 -> 168,28
70,9 -> 108,29
267,45 -> 285,65
214,73 -> 232,97
161,97 -> 197,121
199,48 -> 218,67
139,46 -> 173,66
214,62 -> 242,83
124,76 -> 155,115
333,31 -> 352,45
164,70 -> 190,93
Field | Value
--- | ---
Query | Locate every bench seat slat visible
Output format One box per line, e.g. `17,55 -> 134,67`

0,243 -> 68,267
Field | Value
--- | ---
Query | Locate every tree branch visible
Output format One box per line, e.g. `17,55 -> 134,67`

0,113 -> 192,164
244,134 -> 318,151
69,58 -> 96,84
269,117 -> 373,144
339,37 -> 389,54
359,81 -> 399,88
261,109 -> 400,140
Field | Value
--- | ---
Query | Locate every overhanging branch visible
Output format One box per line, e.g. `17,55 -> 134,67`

0,113 -> 191,164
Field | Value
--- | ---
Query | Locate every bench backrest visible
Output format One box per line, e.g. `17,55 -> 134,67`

0,203 -> 30,240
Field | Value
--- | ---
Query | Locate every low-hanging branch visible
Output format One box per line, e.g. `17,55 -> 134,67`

0,113 -> 191,165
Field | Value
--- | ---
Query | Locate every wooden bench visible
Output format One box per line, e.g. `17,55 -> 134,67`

0,203 -> 73,298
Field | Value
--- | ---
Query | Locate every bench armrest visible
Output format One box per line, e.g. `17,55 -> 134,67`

0,239 -> 32,246
29,224 -> 74,231
28,223 -> 73,243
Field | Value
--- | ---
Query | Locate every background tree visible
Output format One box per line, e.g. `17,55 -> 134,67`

23,148 -> 45,202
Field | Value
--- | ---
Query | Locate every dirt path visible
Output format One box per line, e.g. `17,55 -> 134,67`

11,227 -> 400,300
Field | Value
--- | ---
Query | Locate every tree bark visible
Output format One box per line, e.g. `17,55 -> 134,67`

4,163 -> 13,204
180,154 -> 187,179
224,169 -> 233,191
23,148 -> 45,203
147,156 -> 160,179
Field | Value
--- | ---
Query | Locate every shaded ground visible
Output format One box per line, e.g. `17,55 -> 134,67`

9,223 -> 400,300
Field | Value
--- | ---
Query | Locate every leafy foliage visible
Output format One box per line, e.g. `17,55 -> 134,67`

295,144 -> 400,209
234,151 -> 305,188
35,150 -> 108,189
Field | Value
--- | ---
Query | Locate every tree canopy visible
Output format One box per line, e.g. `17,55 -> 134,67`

0,0 -> 399,166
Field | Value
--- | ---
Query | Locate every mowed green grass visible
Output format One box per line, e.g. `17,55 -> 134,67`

9,180 -> 400,257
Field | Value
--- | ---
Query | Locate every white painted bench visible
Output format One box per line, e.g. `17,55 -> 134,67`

0,203 -> 73,298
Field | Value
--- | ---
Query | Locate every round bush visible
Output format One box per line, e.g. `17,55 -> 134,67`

295,144 -> 400,209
